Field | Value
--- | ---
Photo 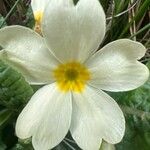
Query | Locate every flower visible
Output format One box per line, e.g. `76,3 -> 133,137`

31,0 -> 50,34
0,0 -> 149,150
100,142 -> 115,150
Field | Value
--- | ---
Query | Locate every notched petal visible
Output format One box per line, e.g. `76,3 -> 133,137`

86,39 -> 149,92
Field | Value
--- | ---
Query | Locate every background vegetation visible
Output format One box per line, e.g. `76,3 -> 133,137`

0,0 -> 150,149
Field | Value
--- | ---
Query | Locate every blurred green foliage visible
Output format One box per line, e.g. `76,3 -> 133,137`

0,61 -> 33,150
0,61 -> 33,110
0,0 -> 34,28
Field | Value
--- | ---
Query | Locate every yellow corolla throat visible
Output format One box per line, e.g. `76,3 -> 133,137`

53,62 -> 91,93
34,11 -> 43,35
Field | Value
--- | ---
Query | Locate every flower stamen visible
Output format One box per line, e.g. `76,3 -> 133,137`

34,11 -> 43,35
53,62 -> 90,92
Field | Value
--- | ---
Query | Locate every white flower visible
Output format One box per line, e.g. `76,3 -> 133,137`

31,0 -> 50,13
100,142 -> 115,150
0,0 -> 149,150
31,0 -> 50,33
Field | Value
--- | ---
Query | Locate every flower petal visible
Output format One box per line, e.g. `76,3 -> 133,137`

42,0 -> 106,63
31,0 -> 51,13
0,26 -> 59,84
86,39 -> 149,92
16,83 -> 72,149
70,86 -> 125,150
100,141 -> 115,150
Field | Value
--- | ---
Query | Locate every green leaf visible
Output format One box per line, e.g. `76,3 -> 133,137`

119,0 -> 150,38
99,0 -> 110,12
1,124 -> 17,149
25,6 -> 35,29
0,134 -> 6,150
108,62 -> 150,150
0,14 -> 7,29
0,109 -> 12,128
53,142 -> 68,150
114,0 -> 130,14
11,139 -> 33,150
0,60 -> 33,110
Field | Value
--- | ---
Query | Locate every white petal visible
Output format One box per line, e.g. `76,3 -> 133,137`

100,142 -> 115,150
42,0 -> 106,63
16,83 -> 72,150
31,0 -> 51,13
86,39 -> 149,92
0,26 -> 59,84
70,86 -> 125,150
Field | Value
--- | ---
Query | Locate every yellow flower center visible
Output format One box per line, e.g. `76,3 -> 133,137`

53,62 -> 91,92
34,11 -> 43,35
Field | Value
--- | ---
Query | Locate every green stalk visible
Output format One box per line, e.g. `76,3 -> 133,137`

130,23 -> 150,39
119,0 -> 150,38
0,0 -> 21,28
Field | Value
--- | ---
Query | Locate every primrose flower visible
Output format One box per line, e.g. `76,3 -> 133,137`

31,0 -> 50,33
0,0 -> 149,150
100,142 -> 115,150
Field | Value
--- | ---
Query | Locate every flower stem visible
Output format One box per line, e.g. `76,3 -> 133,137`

130,23 -> 150,39
63,140 -> 76,150
0,0 -> 21,28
